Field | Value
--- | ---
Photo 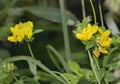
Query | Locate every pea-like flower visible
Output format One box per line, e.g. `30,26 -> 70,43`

76,24 -> 98,41
94,29 -> 112,58
8,21 -> 33,42
100,30 -> 112,48
74,23 -> 112,58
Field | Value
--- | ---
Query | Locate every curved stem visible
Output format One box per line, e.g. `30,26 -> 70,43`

27,42 -> 35,59
89,0 -> 97,24
3,56 -> 67,84
99,0 -> 104,26
54,71 -> 70,84
10,72 -> 19,84
88,50 -> 101,84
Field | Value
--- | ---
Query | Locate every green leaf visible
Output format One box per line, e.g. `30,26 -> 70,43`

0,25 -> 11,41
70,80 -> 80,84
69,61 -> 80,73
0,70 -> 8,79
84,40 -> 95,50
27,61 -> 37,78
23,6 -> 78,24
63,73 -> 79,80
68,61 -> 84,77
106,61 -> 120,71
97,69 -> 105,81
20,76 -> 39,84
33,29 -> 43,35
63,73 -> 80,84
105,72 -> 116,82
0,49 -> 10,60
85,69 -> 96,82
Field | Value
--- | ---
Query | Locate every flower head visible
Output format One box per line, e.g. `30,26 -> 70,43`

76,24 -> 98,41
74,23 -> 112,58
8,21 -> 33,42
93,30 -> 112,58
100,30 -> 112,48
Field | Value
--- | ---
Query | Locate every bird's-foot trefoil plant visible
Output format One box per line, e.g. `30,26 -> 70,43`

0,0 -> 120,84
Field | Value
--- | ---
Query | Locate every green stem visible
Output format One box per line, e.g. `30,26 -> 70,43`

89,0 -> 97,24
59,0 -> 71,62
98,0 -> 104,26
104,78 -> 109,84
27,42 -> 35,59
88,50 -> 101,84
93,56 -> 100,70
3,56 -> 67,84
54,71 -> 70,84
47,45 -> 70,73
81,0 -> 86,18
10,72 -> 19,84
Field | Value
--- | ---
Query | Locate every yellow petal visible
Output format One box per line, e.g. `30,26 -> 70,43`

99,47 -> 108,54
87,32 -> 92,40
8,36 -> 17,42
93,49 -> 100,58
17,36 -> 24,42
92,25 -> 98,34
98,28 -> 103,34
87,24 -> 92,30
101,41 -> 110,47
108,38 -> 112,42
76,33 -> 82,39
100,30 -> 110,43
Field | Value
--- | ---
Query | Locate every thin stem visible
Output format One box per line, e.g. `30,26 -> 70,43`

47,45 -> 71,73
89,0 -> 97,24
99,0 -> 104,26
104,78 -> 109,84
27,42 -> 35,59
93,56 -> 100,70
10,72 -> 19,84
59,0 -> 71,62
54,71 -> 70,84
81,0 -> 86,18
88,50 -> 101,84
3,56 -> 67,84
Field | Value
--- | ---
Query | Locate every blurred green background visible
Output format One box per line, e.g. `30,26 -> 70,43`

0,0 -> 120,84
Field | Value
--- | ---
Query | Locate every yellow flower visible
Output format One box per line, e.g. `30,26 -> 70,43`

8,21 -> 33,42
93,29 -> 112,58
100,30 -> 112,48
76,24 -> 98,41
93,48 -> 100,58
94,46 -> 108,58
24,21 -> 33,39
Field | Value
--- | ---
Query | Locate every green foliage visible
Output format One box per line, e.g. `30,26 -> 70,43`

73,16 -> 91,34
0,24 -> 11,41
84,40 -> 95,50
0,0 -> 120,84
23,6 -> 78,24
63,61 -> 96,84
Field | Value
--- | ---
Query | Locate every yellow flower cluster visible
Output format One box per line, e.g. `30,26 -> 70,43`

93,29 -> 112,58
8,21 -> 33,42
76,24 -> 98,41
76,23 -> 112,58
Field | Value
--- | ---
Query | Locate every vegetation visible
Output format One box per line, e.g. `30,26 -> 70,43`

0,0 -> 120,84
